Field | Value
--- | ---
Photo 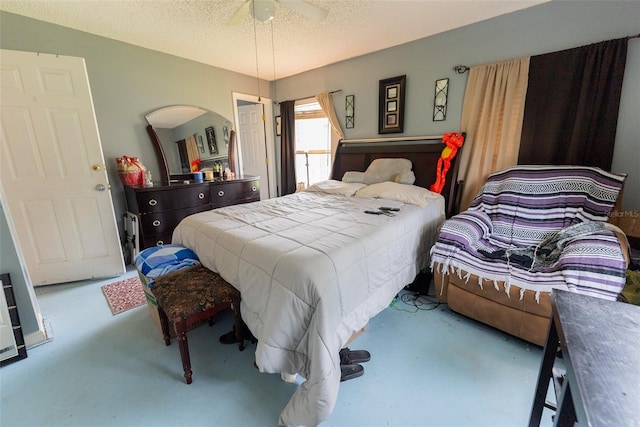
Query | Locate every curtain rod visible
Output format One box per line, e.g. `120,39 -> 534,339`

340,134 -> 445,144
452,65 -> 469,74
274,89 -> 342,105
454,33 -> 640,74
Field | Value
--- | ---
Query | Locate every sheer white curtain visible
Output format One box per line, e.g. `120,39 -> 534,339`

457,57 -> 530,211
315,92 -> 344,161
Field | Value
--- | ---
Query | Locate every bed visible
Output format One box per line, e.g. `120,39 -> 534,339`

171,135 -> 461,426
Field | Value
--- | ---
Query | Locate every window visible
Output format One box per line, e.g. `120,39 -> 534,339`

294,100 -> 331,189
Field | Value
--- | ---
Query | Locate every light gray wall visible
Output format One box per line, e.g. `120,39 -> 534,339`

273,1 -> 640,211
0,10 -> 271,235
0,11 -> 269,337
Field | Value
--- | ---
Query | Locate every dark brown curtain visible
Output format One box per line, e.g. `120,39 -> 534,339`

280,100 -> 297,196
518,38 -> 628,169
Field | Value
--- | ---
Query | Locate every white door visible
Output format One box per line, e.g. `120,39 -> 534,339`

0,49 -> 125,285
233,92 -> 277,199
237,102 -> 270,200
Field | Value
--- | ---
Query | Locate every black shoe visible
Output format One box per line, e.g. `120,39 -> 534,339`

219,330 -> 238,344
339,348 -> 371,365
219,324 -> 257,345
340,363 -> 364,382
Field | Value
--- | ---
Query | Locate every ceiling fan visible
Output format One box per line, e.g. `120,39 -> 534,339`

228,0 -> 328,25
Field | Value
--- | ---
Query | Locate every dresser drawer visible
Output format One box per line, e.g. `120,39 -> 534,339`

139,204 -> 212,234
211,179 -> 260,208
135,185 -> 210,213
141,232 -> 174,248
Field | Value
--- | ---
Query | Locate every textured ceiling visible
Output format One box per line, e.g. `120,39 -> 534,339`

0,0 -> 547,80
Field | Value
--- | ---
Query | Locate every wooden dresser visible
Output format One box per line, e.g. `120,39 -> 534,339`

125,176 -> 259,249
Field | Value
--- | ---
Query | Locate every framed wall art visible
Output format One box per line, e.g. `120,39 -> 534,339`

275,116 -> 282,136
222,125 -> 229,145
205,126 -> 218,155
197,135 -> 205,153
0,273 -> 28,367
433,78 -> 449,121
345,95 -> 355,129
378,75 -> 406,134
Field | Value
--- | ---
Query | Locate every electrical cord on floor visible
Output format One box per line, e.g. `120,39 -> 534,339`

389,291 -> 441,313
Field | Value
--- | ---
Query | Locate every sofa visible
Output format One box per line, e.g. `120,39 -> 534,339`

430,165 -> 629,346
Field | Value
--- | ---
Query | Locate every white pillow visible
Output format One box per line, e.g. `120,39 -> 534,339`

365,158 -> 412,183
342,171 -> 367,184
355,182 -> 441,207
304,180 -> 367,196
394,170 -> 416,185
342,158 -> 414,185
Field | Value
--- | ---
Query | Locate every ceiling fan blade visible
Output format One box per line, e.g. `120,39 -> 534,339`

279,0 -> 328,22
228,0 -> 252,25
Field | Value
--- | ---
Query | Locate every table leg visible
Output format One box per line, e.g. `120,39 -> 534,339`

553,379 -> 576,427
529,315 -> 558,427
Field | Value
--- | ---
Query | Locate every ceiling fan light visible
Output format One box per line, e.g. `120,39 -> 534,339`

253,0 -> 276,22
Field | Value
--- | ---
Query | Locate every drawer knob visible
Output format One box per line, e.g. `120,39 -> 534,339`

152,220 -> 161,227
198,192 -> 205,199
148,199 -> 157,206
251,185 -> 257,192
218,190 -> 225,197
156,240 -> 164,246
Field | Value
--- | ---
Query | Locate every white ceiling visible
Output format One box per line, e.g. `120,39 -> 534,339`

0,0 -> 547,80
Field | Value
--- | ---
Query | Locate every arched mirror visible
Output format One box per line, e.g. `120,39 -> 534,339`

145,105 -> 235,183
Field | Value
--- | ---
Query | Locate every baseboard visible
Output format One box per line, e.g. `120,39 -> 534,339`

25,318 -> 53,349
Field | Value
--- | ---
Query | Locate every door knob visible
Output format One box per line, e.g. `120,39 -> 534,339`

93,164 -> 102,171
95,184 -> 106,192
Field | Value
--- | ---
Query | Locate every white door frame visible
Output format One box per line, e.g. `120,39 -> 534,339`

232,92 -> 277,199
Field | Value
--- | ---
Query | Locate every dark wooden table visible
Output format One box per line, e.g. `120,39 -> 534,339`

529,288 -> 640,427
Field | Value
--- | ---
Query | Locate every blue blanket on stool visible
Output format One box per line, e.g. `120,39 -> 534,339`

134,244 -> 200,288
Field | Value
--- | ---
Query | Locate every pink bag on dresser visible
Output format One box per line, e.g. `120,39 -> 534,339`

116,156 -> 146,186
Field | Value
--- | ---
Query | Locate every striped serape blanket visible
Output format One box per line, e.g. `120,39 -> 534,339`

430,165 -> 627,301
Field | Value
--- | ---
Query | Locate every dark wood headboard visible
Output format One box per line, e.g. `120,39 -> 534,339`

330,135 -> 464,217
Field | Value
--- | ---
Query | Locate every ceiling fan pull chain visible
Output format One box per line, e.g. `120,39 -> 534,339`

252,1 -> 262,101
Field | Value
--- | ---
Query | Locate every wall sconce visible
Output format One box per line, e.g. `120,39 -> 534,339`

345,95 -> 355,129
433,78 -> 449,122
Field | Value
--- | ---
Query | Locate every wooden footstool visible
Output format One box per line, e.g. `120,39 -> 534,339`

151,265 -> 245,384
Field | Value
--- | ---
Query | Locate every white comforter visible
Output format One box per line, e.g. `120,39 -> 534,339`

172,190 -> 444,426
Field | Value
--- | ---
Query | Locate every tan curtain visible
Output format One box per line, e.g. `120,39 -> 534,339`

185,134 -> 200,171
457,57 -> 530,211
315,92 -> 344,161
